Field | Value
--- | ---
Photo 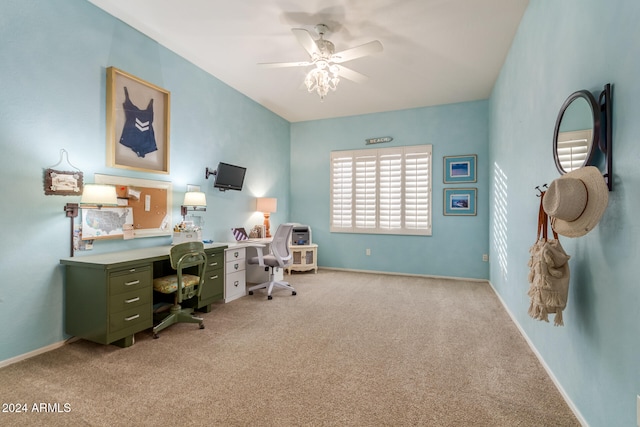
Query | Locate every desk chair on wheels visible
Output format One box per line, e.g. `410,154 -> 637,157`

152,241 -> 207,338
247,223 -> 297,300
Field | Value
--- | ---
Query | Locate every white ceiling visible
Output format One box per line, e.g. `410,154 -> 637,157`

88,0 -> 529,123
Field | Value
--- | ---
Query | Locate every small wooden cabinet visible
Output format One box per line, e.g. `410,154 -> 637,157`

224,247 -> 246,302
286,244 -> 318,274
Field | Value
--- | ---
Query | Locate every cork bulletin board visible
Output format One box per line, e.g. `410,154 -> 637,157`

94,174 -> 172,238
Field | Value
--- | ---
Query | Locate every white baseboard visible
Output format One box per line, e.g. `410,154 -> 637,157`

486,280 -> 588,427
319,266 -> 488,283
0,337 -> 78,369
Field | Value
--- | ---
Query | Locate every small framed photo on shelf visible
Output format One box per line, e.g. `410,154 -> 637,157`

443,188 -> 477,216
443,154 -> 477,183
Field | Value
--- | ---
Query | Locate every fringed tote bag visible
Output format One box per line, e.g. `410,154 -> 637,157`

527,191 -> 571,326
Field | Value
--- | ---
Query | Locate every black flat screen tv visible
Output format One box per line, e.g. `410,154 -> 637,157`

213,162 -> 246,191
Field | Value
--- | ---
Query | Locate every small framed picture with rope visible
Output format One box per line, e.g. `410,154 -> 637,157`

43,149 -> 83,196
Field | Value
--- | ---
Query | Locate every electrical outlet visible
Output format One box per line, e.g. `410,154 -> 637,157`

366,248 -> 371,256
482,254 -> 489,262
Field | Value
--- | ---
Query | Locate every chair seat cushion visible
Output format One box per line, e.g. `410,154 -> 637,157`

153,274 -> 200,294
249,255 -> 281,267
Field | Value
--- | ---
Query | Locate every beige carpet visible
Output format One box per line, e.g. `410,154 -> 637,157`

0,270 -> 580,426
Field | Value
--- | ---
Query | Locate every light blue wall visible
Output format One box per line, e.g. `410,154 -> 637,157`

0,0 -> 289,362
291,101 -> 490,279
3,1 -> 638,425
489,0 -> 640,426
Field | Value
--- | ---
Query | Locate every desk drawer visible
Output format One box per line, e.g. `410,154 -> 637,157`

225,247 -> 246,263
226,258 -> 245,274
109,305 -> 151,333
225,270 -> 246,302
109,266 -> 151,296
201,269 -> 224,303
109,288 -> 151,313
205,254 -> 224,272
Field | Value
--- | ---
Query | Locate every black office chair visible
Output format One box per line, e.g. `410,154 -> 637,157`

152,241 -> 206,338
247,223 -> 297,300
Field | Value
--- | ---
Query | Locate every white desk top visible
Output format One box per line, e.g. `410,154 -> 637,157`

224,238 -> 272,249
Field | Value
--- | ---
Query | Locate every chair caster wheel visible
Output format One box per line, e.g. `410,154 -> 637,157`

153,333 -> 159,339
292,291 -> 297,296
199,324 -> 205,329
268,295 -> 273,300
248,291 -> 254,295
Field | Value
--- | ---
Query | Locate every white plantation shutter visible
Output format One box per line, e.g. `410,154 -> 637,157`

330,155 -> 353,229
330,145 -> 431,235
379,150 -> 402,231
557,130 -> 592,172
404,147 -> 431,232
355,154 -> 377,230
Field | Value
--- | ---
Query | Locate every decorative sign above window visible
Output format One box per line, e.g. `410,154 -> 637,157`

365,136 -> 393,145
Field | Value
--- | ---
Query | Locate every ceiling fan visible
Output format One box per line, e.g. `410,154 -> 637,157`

258,24 -> 383,100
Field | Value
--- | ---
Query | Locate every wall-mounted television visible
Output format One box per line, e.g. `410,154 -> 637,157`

207,162 -> 246,191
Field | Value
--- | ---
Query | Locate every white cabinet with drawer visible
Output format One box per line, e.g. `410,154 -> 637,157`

224,247 -> 246,303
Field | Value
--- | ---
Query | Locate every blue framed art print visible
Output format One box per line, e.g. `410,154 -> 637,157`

443,154 -> 477,183
443,188 -> 477,216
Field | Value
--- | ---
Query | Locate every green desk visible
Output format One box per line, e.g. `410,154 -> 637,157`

60,243 -> 227,347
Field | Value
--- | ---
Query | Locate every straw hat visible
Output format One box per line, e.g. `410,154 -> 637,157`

543,166 -> 608,238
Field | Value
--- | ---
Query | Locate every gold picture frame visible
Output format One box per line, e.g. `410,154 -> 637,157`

94,174 -> 172,238
106,67 -> 170,174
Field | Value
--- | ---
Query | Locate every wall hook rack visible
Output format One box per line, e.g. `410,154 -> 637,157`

535,184 -> 548,197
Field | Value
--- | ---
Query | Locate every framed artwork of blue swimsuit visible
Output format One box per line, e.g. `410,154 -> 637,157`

106,67 -> 170,174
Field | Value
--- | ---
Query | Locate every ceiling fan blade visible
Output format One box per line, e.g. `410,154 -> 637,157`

292,28 -> 319,57
335,65 -> 368,83
258,61 -> 312,68
331,40 -> 383,63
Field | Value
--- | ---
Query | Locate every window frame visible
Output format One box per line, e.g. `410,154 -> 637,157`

330,144 -> 432,236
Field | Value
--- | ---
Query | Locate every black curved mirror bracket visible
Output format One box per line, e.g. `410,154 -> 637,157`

599,83 -> 613,191
553,84 -> 613,191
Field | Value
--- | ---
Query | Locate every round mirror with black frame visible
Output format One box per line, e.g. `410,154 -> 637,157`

553,90 -> 600,175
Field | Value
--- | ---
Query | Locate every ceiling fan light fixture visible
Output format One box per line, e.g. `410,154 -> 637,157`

258,23 -> 382,102
305,64 -> 340,101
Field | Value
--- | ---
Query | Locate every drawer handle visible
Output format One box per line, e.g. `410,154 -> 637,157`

124,297 -> 140,304
234,263 -> 239,270
124,314 -> 140,322
129,268 -> 136,273
234,280 -> 239,287
125,280 -> 140,286
210,275 -> 219,280
209,262 -> 218,267
234,251 -> 239,258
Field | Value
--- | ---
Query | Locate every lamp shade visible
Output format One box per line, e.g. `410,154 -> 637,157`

183,191 -> 207,207
256,197 -> 277,213
80,184 -> 118,206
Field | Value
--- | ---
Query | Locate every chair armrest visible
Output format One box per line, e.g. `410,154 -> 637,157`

243,243 -> 267,266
